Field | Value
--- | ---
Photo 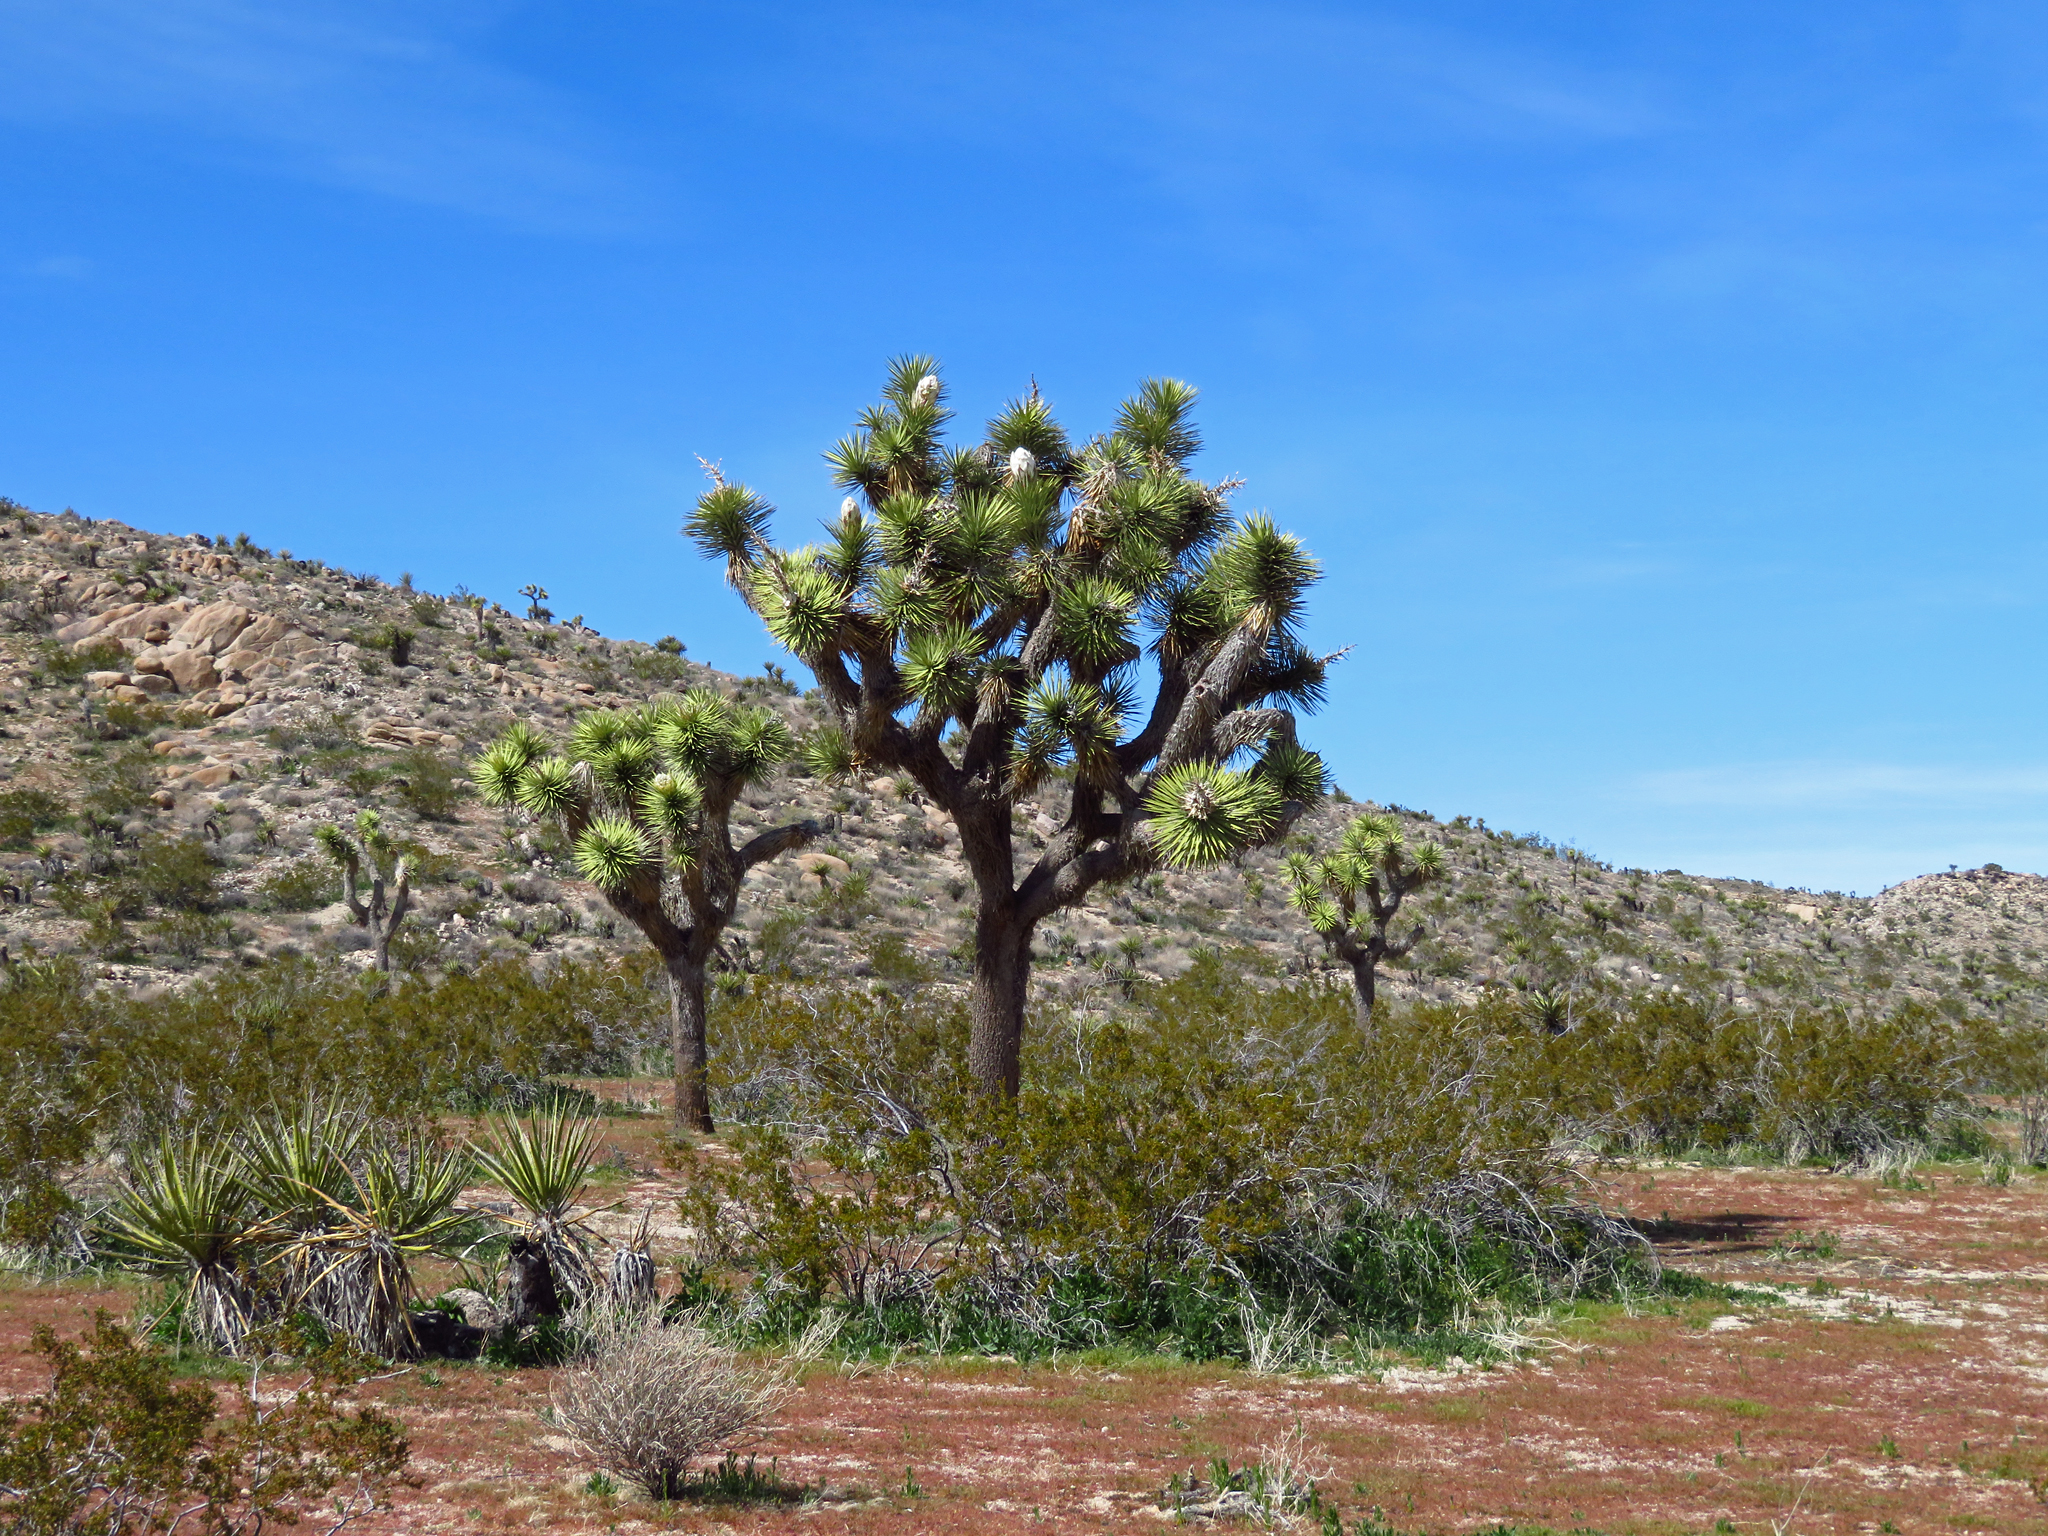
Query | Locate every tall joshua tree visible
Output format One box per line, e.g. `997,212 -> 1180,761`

686,357 -> 1329,1098
1283,812 -> 1445,1027
315,811 -> 412,974
472,692 -> 817,1133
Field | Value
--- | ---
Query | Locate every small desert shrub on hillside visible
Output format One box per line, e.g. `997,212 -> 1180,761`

0,787 -> 68,848
256,856 -> 340,912
390,746 -> 466,820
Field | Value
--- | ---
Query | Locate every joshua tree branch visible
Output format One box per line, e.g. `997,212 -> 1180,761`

738,819 -> 821,872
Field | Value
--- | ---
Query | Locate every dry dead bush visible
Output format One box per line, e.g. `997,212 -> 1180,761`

552,1310 -> 817,1499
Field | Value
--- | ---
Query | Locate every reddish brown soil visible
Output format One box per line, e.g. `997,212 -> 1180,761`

8,1161 -> 2048,1535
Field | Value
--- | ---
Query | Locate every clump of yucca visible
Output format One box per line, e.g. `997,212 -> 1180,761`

285,1132 -> 472,1361
101,1135 -> 256,1355
472,1105 -> 603,1313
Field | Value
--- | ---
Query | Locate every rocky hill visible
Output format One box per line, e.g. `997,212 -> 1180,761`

0,497 -> 2037,1025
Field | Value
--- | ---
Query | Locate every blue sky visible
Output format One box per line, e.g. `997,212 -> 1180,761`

3,1 -> 2045,894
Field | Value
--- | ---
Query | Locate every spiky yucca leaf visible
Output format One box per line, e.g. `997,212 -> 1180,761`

723,710 -> 792,784
499,720 -> 551,764
590,736 -> 658,802
752,559 -> 848,659
238,1095 -> 366,1229
1115,377 -> 1203,466
1014,678 -> 1123,790
638,771 -> 702,845
295,1134 -> 471,1360
650,689 -> 734,770
1140,762 -> 1282,868
473,1106 -> 601,1224
871,565 -> 947,637
798,726 -> 856,783
516,755 -> 583,820
1052,575 -> 1137,670
570,709 -> 633,761
239,1096 -> 370,1325
1302,894 -> 1347,936
900,623 -> 982,715
685,483 -> 774,581
1210,514 -> 1319,636
472,1108 -> 605,1306
473,738 -> 535,806
575,815 -> 653,891
1256,741 -> 1328,803
101,1135 -> 256,1355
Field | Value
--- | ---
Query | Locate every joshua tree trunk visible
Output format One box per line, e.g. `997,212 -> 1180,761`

337,853 -> 410,973
968,908 -> 1032,1100
1347,948 -> 1378,1030
600,818 -> 819,1138
661,942 -> 713,1136
1325,920 -> 1416,1033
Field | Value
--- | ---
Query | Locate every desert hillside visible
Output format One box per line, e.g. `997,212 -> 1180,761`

0,497 -> 2034,1024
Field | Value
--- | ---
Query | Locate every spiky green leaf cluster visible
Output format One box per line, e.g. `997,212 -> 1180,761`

1140,763 -> 1284,868
473,692 -> 794,892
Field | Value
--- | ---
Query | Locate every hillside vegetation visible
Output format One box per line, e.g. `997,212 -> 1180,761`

0,497 -> 2029,1028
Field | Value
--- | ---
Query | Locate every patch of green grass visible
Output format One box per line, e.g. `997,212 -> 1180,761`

1675,1394 -> 1768,1418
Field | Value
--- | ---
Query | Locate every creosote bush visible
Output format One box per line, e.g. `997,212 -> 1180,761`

682,959 -> 2017,1362
0,1311 -> 409,1535
684,957 -> 1641,1362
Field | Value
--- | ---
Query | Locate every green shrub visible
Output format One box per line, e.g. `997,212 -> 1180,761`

0,1311 -> 409,1530
255,858 -> 340,913
0,787 -> 68,847
391,747 -> 466,820
684,964 -> 1634,1361
146,910 -> 234,964
79,745 -> 157,821
1571,994 -> 1989,1162
628,650 -> 690,683
128,836 -> 219,912
41,638 -> 125,681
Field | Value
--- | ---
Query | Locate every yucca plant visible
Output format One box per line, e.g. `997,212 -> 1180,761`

1284,812 -> 1446,1026
293,1134 -> 472,1360
238,1095 -> 369,1325
686,359 -> 1328,1096
471,694 -> 820,1133
100,1135 -> 258,1355
472,1106 -> 602,1313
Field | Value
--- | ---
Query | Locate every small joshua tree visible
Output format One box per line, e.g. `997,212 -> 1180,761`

472,692 -> 818,1133
687,357 -> 1328,1097
1284,812 -> 1445,1027
315,811 -> 412,973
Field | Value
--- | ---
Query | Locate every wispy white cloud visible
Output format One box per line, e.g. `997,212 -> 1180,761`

1633,760 -> 2048,811
0,0 -> 648,230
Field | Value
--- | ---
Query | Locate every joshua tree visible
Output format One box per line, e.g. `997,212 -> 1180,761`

1283,812 -> 1445,1027
519,583 -> 552,623
472,692 -> 819,1133
687,357 -> 1328,1098
315,811 -> 412,973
